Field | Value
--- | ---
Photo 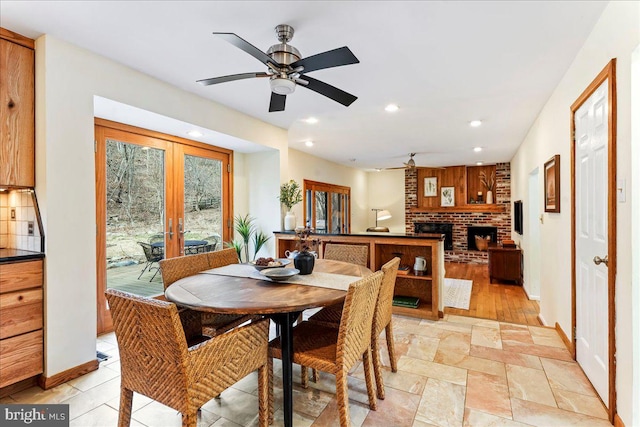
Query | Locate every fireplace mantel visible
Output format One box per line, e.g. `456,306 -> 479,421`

409,205 -> 505,213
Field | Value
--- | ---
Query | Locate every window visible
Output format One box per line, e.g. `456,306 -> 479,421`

303,180 -> 351,234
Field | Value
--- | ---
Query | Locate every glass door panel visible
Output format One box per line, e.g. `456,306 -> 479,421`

105,139 -> 167,293
315,191 -> 328,233
331,193 -> 343,234
181,153 -> 224,255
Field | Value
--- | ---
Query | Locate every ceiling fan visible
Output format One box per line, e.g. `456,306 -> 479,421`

197,24 -> 359,112
385,153 -> 446,170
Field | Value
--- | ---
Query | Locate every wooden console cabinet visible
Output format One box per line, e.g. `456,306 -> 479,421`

274,232 -> 445,320
488,246 -> 522,285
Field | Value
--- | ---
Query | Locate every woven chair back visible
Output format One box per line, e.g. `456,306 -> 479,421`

159,253 -> 210,289
323,244 -> 368,267
207,247 -> 240,268
105,289 -> 190,409
336,270 -> 383,368
374,257 -> 400,336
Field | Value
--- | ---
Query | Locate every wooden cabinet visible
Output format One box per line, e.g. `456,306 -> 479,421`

274,232 -> 445,320
0,29 -> 35,187
488,246 -> 522,285
413,164 -> 503,213
0,259 -> 43,388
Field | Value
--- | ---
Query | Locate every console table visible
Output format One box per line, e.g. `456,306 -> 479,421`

488,246 -> 523,285
274,232 -> 445,320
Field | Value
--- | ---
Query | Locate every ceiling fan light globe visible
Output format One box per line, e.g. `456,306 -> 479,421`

270,77 -> 296,95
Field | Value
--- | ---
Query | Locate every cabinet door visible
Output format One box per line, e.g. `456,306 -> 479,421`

0,39 -> 35,187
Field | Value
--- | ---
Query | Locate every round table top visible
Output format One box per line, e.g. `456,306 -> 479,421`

165,258 -> 371,315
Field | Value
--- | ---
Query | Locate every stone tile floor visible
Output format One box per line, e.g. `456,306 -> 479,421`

0,314 -> 611,426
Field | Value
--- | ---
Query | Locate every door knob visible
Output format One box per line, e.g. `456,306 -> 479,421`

593,255 -> 608,267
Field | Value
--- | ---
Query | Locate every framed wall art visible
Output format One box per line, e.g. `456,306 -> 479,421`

544,155 -> 560,213
424,177 -> 437,197
441,186 -> 455,207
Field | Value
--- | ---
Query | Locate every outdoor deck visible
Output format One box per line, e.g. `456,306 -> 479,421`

107,262 -> 164,297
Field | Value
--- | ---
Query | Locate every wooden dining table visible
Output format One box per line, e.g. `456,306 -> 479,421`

164,258 -> 372,427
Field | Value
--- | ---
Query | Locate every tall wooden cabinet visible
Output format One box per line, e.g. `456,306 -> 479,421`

0,28 -> 35,187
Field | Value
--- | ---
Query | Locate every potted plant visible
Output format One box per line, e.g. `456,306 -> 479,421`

225,214 -> 271,263
293,227 -> 319,275
278,180 -> 303,231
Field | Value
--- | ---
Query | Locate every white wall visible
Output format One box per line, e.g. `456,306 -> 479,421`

510,1 -> 639,423
35,35 -> 288,376
367,170 -> 406,233
287,148 -> 369,232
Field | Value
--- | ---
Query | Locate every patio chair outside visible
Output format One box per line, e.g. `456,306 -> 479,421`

137,241 -> 163,281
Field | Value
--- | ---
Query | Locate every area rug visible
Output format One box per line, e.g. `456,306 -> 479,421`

443,278 -> 473,310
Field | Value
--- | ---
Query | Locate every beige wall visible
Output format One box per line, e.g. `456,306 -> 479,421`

510,1 -> 639,423
367,169 -> 406,233
35,35 -> 287,376
286,148 -> 369,232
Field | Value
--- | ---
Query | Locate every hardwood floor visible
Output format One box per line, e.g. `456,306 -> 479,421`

444,262 -> 541,326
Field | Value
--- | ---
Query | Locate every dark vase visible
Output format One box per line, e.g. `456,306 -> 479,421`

294,251 -> 315,275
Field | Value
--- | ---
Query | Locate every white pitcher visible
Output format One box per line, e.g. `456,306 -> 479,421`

413,256 -> 427,272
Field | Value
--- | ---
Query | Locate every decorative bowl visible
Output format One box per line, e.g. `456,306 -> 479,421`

249,258 -> 291,271
260,267 -> 299,282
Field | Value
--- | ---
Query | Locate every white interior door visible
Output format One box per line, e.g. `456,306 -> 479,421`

575,80 -> 609,404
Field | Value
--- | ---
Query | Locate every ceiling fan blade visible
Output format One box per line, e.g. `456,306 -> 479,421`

291,46 -> 359,74
213,33 -> 280,67
298,75 -> 357,107
197,72 -> 269,86
269,93 -> 287,112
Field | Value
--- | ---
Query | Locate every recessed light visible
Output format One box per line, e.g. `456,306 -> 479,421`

375,168 -> 382,172
473,147 -> 482,153
305,140 -> 314,147
385,104 -> 399,112
187,130 -> 203,137
476,162 -> 483,166
304,117 -> 318,124
469,120 -> 482,127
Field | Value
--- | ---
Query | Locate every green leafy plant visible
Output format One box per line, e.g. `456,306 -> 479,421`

278,180 -> 303,211
225,214 -> 272,262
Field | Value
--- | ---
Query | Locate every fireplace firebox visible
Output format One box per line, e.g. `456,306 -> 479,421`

467,226 -> 498,250
415,223 -> 453,250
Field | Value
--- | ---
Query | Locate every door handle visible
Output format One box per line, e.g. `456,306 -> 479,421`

168,219 -> 173,239
593,255 -> 608,267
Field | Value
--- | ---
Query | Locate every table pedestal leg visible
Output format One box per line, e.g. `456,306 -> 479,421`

270,312 -> 300,427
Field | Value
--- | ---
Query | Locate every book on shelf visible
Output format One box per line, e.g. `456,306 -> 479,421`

392,295 -> 419,308
397,265 -> 411,275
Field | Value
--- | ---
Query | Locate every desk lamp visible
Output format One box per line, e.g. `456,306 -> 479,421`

366,209 -> 392,232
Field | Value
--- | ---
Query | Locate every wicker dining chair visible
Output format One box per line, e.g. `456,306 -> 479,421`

105,289 -> 270,427
305,257 -> 400,399
323,243 -> 369,267
159,249 -> 258,337
268,270 -> 383,426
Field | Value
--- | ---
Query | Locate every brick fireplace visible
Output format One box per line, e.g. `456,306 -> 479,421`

406,162 -> 511,264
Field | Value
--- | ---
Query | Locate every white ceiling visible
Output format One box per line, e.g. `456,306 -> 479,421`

1,1 -> 607,170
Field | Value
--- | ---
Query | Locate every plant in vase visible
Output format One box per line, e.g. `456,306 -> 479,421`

479,171 -> 496,204
293,226 -> 319,275
278,180 -> 303,231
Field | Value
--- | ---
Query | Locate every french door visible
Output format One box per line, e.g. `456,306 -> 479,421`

95,119 -> 232,334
